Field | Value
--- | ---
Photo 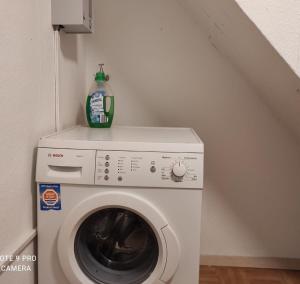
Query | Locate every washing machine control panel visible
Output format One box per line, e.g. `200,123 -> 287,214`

95,151 -> 203,188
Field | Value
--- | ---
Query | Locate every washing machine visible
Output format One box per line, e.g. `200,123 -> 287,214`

36,126 -> 204,284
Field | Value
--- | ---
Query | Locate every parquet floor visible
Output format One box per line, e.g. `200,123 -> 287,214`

200,266 -> 300,284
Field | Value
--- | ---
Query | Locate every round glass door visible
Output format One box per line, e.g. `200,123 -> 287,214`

74,208 -> 159,284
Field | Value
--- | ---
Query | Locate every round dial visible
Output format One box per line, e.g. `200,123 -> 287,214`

172,161 -> 187,178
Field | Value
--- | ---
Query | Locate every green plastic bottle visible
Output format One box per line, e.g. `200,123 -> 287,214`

86,64 -> 114,128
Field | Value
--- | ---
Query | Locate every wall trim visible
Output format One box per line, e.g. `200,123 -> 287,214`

201,255 -> 300,270
0,228 -> 37,269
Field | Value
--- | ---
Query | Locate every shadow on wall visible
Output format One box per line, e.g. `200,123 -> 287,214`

59,32 -> 86,128
85,0 -> 300,258
60,31 -> 78,62
31,148 -> 38,229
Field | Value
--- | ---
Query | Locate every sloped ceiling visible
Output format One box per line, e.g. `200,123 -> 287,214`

177,0 -> 300,142
237,0 -> 300,78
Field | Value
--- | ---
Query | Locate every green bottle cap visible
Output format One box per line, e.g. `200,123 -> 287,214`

95,64 -> 106,82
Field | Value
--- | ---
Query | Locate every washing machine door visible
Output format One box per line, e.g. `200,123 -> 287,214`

57,192 -> 180,284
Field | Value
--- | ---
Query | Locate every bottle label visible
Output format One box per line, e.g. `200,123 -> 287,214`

90,90 -> 107,123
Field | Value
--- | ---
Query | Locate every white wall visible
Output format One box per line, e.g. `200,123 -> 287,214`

86,0 -> 300,259
236,0 -> 300,78
0,0 -> 85,282
178,0 -> 300,143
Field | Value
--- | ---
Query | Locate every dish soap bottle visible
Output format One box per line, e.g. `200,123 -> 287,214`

86,64 -> 114,128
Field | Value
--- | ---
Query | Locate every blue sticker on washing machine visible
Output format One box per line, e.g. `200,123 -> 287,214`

39,184 -> 61,211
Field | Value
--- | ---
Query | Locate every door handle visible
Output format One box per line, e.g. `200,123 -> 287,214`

48,165 -> 82,178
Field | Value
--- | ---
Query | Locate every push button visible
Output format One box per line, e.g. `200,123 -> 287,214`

150,166 -> 156,173
104,168 -> 109,174
104,175 -> 109,181
105,162 -> 110,167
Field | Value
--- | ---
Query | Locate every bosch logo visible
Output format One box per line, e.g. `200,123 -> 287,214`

53,154 -> 63,157
48,153 -> 64,158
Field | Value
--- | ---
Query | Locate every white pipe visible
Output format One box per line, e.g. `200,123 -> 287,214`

54,30 -> 60,132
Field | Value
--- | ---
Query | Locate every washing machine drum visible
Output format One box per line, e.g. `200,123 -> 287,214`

74,208 -> 159,284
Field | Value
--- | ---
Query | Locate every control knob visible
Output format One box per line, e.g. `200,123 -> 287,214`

172,162 -> 186,180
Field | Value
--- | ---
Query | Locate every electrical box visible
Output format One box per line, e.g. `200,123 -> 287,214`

51,0 -> 93,33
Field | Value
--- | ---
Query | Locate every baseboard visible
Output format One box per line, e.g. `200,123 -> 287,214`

200,255 -> 300,270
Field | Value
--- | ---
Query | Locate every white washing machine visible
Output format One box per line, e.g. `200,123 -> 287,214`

36,126 -> 204,284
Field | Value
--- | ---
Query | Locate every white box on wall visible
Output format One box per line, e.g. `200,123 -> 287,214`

51,0 -> 93,33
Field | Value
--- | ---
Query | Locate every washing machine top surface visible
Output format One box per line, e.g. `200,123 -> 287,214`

39,126 -> 204,152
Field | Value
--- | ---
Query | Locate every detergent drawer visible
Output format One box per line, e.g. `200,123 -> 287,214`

36,148 -> 96,185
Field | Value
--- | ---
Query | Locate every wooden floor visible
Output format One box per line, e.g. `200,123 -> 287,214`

200,266 -> 300,284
